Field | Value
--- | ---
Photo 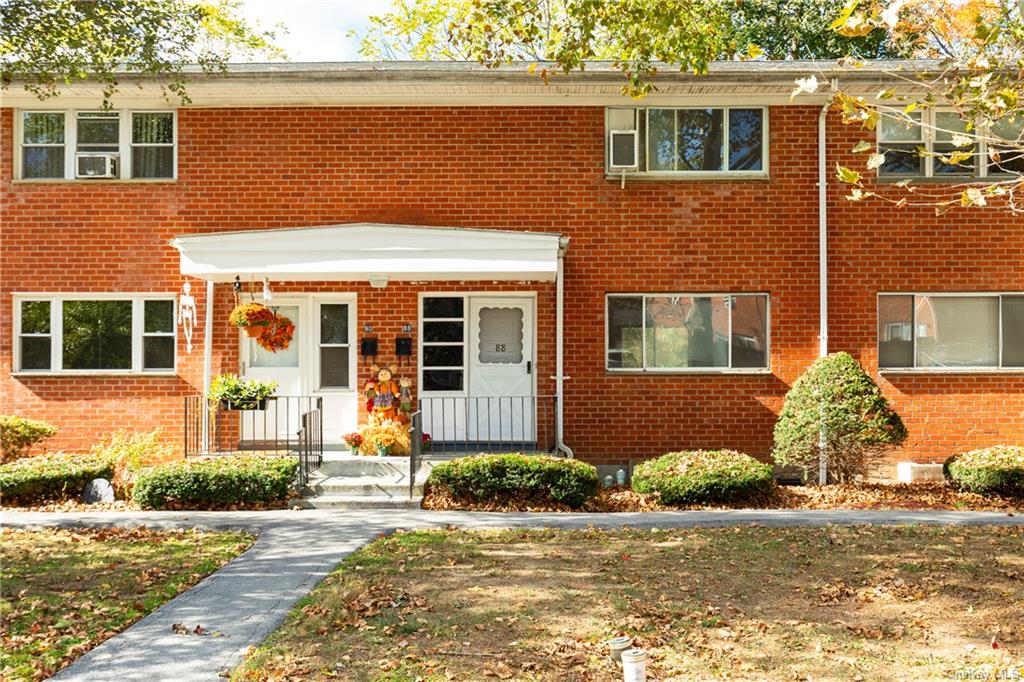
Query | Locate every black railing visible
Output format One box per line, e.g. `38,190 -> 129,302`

417,395 -> 557,457
296,407 -> 323,487
409,410 -> 422,499
184,396 -> 323,482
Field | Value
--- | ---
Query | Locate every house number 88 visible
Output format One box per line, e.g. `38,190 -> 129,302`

495,344 -> 506,352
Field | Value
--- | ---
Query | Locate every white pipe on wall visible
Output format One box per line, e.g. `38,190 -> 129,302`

201,279 -> 214,452
817,80 -> 836,485
555,235 -> 574,458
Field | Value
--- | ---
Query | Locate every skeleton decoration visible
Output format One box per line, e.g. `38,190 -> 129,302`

178,280 -> 198,353
263,277 -> 273,302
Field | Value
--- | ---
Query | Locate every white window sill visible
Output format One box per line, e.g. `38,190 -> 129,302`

11,178 -> 177,185
605,171 -> 769,182
879,368 -> 1024,375
606,368 -> 772,375
12,371 -> 178,378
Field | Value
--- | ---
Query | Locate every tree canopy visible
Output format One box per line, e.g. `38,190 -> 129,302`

0,0 -> 279,107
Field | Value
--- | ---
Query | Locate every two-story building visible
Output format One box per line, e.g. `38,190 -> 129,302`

2,60 -> 1022,467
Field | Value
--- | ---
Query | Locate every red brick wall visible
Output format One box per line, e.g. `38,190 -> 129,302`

1,104 -> 1020,463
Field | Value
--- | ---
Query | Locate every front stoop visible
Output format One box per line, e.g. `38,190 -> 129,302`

298,455 -> 433,510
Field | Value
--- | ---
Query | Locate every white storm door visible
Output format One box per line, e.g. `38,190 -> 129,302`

468,297 -> 535,443
242,302 -> 304,445
313,299 -> 358,445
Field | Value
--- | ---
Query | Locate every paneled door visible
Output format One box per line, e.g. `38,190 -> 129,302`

467,297 -> 535,443
241,302 -> 304,446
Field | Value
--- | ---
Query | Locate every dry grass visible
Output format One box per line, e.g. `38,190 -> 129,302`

1,527 -> 253,681
234,525 -> 1024,681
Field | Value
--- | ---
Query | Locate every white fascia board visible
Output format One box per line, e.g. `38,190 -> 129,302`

171,223 -> 561,282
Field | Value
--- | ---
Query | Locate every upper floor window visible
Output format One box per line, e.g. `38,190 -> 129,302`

878,110 -> 1023,180
878,293 -> 1024,370
17,110 -> 176,181
606,107 -> 768,177
14,295 -> 176,374
607,293 -> 769,371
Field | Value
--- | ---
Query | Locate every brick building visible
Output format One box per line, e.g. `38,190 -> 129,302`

2,61 -> 1022,466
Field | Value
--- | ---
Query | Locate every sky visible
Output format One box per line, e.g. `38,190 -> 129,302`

237,0 -> 397,62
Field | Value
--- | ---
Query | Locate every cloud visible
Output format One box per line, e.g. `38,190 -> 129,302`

238,0 -> 397,61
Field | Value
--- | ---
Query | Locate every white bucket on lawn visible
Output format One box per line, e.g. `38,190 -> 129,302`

621,648 -> 647,682
607,635 -> 632,661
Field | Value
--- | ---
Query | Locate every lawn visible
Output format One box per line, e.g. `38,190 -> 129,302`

236,525 -> 1024,681
1,526 -> 253,681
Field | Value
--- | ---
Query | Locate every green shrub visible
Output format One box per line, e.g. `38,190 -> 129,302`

1,416 -> 57,463
427,454 -> 599,508
91,429 -> 175,497
209,374 -> 278,409
0,452 -> 113,505
632,450 -> 773,505
772,352 -> 907,483
946,446 -> 1024,498
132,456 -> 298,510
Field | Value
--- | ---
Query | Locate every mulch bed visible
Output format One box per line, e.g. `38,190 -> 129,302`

422,482 -> 1023,513
1,496 -> 301,513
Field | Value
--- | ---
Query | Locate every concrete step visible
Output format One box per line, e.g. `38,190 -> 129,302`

315,455 -> 419,478
298,495 -> 424,510
305,475 -> 422,498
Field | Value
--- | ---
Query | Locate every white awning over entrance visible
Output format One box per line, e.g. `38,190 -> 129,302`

170,223 -> 564,283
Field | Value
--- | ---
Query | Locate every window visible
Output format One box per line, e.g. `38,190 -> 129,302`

15,110 -> 176,180
605,107 -> 767,175
318,303 -> 350,389
14,296 -> 176,373
21,113 -> 65,179
606,294 -> 769,371
422,296 -> 465,391
877,109 -> 1021,179
878,294 -> 1024,370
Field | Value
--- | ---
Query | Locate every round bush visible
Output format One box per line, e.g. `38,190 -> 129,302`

632,450 -> 773,505
427,453 -> 599,508
946,446 -> 1024,498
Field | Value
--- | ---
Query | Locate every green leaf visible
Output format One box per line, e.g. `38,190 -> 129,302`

851,140 -> 873,153
836,164 -> 862,184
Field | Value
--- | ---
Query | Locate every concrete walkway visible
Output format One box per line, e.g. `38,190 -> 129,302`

3,508 -> 1020,681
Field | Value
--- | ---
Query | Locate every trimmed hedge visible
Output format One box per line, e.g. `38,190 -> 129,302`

0,452 -> 114,505
132,456 -> 298,510
946,446 -> 1024,498
632,450 -> 773,505
427,454 -> 599,508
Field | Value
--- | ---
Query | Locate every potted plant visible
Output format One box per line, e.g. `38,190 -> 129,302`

342,432 -> 363,456
228,302 -> 276,337
208,373 -> 278,410
422,432 -> 432,452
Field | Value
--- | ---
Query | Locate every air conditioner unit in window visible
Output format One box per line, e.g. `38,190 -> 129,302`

75,153 -> 119,179
609,130 -> 638,170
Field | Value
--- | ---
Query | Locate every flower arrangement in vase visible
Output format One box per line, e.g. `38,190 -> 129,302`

342,432 -> 363,456
228,302 -> 276,337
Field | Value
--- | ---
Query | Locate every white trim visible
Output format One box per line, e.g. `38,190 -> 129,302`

12,293 -> 177,374
605,292 -> 771,373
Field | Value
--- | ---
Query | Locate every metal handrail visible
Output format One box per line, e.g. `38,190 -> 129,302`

409,410 -> 422,499
417,395 -> 557,456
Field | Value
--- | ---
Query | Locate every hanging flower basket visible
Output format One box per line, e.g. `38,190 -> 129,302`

229,303 -> 276,336
256,313 -> 295,353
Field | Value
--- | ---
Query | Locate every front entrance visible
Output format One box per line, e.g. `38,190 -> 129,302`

241,296 -> 357,446
420,295 -> 536,447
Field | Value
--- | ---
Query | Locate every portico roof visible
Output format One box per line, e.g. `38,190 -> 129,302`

169,223 -> 566,283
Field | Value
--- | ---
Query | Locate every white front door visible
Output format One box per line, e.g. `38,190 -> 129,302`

242,302 -> 305,445
312,298 -> 358,444
468,297 -> 535,443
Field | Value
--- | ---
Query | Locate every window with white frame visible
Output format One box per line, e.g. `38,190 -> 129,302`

16,110 -> 176,180
421,296 -> 465,391
318,303 -> 351,389
606,294 -> 769,371
878,293 -> 1024,369
14,296 -> 176,373
605,107 -> 767,175
878,109 -> 1023,179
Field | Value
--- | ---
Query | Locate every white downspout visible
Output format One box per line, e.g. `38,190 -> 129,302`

555,235 -> 574,458
817,80 -> 836,485
201,279 -> 214,452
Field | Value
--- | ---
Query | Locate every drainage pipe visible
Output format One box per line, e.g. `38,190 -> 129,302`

817,80 -> 837,485
201,279 -> 214,452
555,235 -> 574,458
